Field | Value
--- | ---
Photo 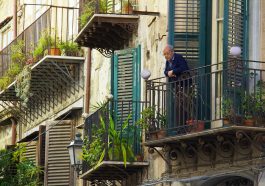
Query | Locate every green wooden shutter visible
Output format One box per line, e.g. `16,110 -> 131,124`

173,0 -> 207,69
222,0 -> 248,121
113,46 -> 141,129
223,0 -> 248,60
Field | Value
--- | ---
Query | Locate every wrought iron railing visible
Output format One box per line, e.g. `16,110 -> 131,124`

145,60 -> 265,139
0,6 -> 79,78
82,100 -> 146,172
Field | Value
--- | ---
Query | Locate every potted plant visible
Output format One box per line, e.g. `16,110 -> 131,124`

156,112 -> 167,139
58,41 -> 80,56
107,115 -> 135,165
79,0 -> 113,28
122,0 -> 133,14
33,29 -> 61,60
222,97 -> 234,125
83,113 -> 136,169
0,40 -> 34,91
82,129 -> 104,168
253,80 -> 265,124
137,107 -> 157,140
242,93 -> 256,127
186,119 -> 205,132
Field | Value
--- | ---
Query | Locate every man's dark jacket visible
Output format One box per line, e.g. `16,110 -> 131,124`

164,53 -> 189,82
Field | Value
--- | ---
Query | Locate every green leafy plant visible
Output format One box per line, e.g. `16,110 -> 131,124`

136,106 -> 155,130
79,0 -> 97,28
10,40 -> 27,66
7,63 -> 22,77
157,112 -> 167,129
0,144 -> 42,186
82,125 -> 105,168
254,80 -> 265,119
33,29 -> 59,59
15,65 -> 32,107
79,0 -> 114,28
137,107 -> 167,131
222,97 -> 234,119
82,112 -> 135,169
0,76 -> 11,90
0,40 -> 32,91
106,114 -> 135,166
59,41 -> 80,56
242,93 -> 256,120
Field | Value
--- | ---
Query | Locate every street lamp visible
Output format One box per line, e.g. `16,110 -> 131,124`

230,46 -> 241,57
141,69 -> 151,80
67,132 -> 83,176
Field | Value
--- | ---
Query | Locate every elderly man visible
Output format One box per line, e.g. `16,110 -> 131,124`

163,45 -> 189,82
163,45 -> 191,130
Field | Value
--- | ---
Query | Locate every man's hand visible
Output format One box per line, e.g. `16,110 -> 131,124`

168,70 -> 176,77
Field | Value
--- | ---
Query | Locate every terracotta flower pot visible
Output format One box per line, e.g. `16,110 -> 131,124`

48,48 -> 61,56
243,119 -> 255,127
186,120 -> 205,132
223,118 -> 230,125
122,3 -> 133,14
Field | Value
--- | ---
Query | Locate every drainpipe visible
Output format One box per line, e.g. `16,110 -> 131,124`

85,48 -> 91,114
13,0 -> 17,38
82,47 -> 91,186
11,118 -> 17,145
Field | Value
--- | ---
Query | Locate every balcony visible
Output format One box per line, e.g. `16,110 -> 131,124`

75,0 -> 139,57
80,100 -> 148,182
143,60 -> 265,177
0,6 -> 84,132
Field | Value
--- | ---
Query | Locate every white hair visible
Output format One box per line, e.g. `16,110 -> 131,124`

164,44 -> 174,52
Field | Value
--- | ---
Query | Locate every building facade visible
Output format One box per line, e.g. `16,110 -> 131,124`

0,0 -> 265,185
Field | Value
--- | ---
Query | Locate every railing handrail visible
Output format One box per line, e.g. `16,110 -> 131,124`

145,58 -> 265,140
147,59 -> 265,83
0,7 -> 52,54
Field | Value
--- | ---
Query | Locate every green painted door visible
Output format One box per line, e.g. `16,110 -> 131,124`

169,0 -> 212,128
112,46 -> 141,129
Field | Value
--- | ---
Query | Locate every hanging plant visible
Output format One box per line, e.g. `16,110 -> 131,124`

15,65 -> 32,107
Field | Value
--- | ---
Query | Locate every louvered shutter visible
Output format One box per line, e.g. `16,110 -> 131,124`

223,0 -> 248,87
45,120 -> 72,186
113,47 -> 141,129
224,0 -> 248,60
24,141 -> 37,164
174,0 -> 207,69
222,0 -> 248,117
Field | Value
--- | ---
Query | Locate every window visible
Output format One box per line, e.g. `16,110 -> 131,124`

217,0 -> 224,63
0,25 -> 12,50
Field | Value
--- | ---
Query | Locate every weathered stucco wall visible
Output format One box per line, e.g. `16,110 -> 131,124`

136,0 -> 168,81
89,49 -> 111,111
0,0 -> 12,23
136,0 -> 168,182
